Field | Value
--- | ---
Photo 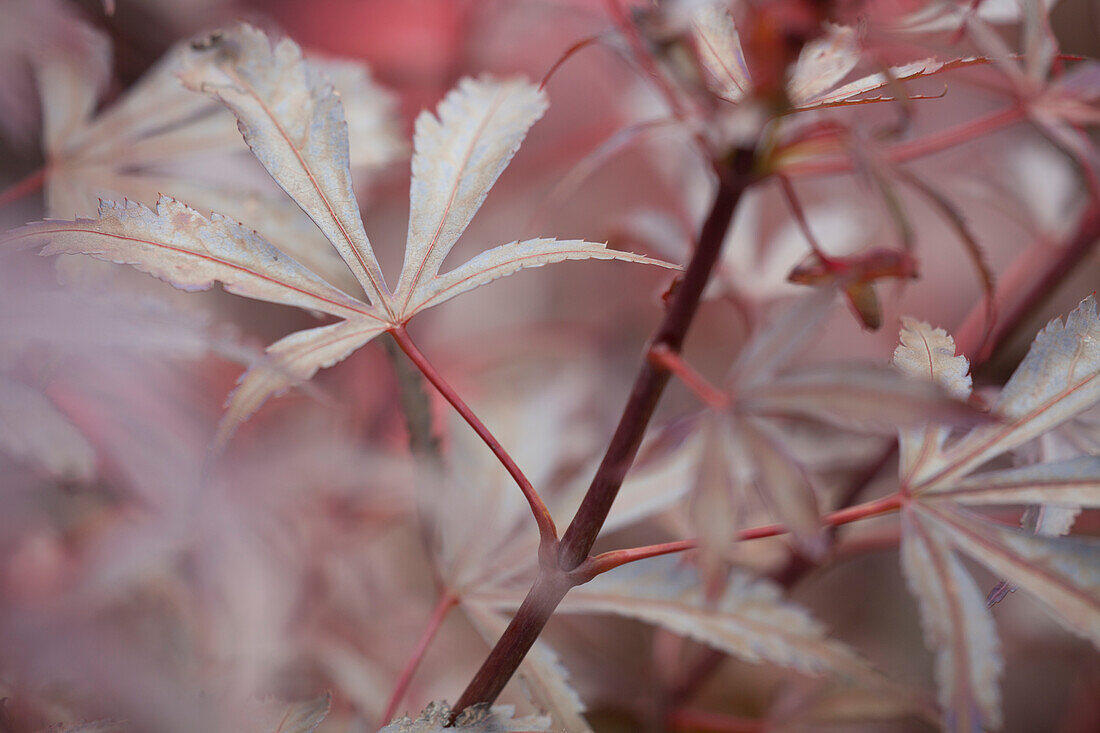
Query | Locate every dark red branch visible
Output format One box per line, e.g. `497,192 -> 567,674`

451,149 -> 756,716
557,151 -> 755,571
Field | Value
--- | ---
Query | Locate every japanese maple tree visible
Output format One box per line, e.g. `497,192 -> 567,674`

0,1 -> 1098,732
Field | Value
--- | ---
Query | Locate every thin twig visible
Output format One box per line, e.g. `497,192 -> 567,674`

956,201 -> 1100,369
0,167 -> 47,209
391,326 -> 558,549
578,492 -> 905,580
648,344 -> 729,409
381,592 -> 459,725
782,105 -> 1026,178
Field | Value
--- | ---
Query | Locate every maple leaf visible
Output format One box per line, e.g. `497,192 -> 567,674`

550,555 -> 917,698
378,702 -> 550,733
898,0 -> 1063,34
688,2 -> 981,111
7,24 -> 674,447
892,294 -> 1100,731
247,694 -> 331,733
0,256 -> 243,483
629,291 -> 980,561
20,14 -> 402,292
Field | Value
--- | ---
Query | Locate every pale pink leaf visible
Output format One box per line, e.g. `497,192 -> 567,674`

928,456 -> 1100,506
141,178 -> 363,295
919,503 -> 1100,647
803,57 -> 988,109
689,416 -> 751,570
308,57 -> 407,170
216,319 -> 387,448
940,295 -> 1100,482
787,25 -> 860,107
604,421 -> 701,533
900,508 -> 1003,732
32,20 -> 112,156
407,238 -> 677,315
892,317 -> 973,484
395,76 -> 547,315
893,318 -> 973,400
690,2 -> 751,103
61,42 -> 237,165
898,0 -> 1060,33
8,196 -> 372,320
179,24 -> 390,304
1022,503 -> 1082,538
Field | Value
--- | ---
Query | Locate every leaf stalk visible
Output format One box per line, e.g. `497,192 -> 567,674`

391,326 -> 558,550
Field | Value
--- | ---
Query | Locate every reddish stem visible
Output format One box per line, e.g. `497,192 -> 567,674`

580,493 -> 905,579
390,326 -> 558,548
540,34 -> 603,90
649,344 -> 729,409
0,168 -> 47,209
777,174 -> 834,264
603,0 -> 688,119
381,591 -> 459,725
782,105 -> 1026,178
954,201 -> 1100,366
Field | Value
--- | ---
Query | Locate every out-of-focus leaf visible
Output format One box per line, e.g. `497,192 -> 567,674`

898,0 -> 1061,33
686,2 -> 986,112
32,722 -> 129,733
786,25 -> 860,107
0,375 -> 95,482
33,20 -> 401,227
554,556 -> 895,686
737,417 -> 824,557
741,364 -> 980,433
730,288 -> 836,390
248,693 -> 331,733
378,702 -> 551,733
690,2 -> 751,103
